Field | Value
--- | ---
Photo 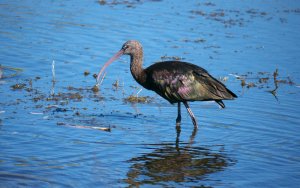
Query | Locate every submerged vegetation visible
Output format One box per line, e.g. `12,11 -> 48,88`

91,85 -> 100,92
5,67 -> 296,107
84,70 -> 90,76
231,69 -> 295,100
124,95 -> 153,104
0,65 -> 23,79
1,60 -> 297,132
10,83 -> 26,90
234,69 -> 294,88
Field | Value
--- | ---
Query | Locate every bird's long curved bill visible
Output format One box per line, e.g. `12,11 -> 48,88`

96,49 -> 124,85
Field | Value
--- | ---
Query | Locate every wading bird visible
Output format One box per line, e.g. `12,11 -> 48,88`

97,40 -> 237,129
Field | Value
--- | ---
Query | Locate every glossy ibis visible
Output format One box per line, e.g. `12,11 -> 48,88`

97,40 -> 237,129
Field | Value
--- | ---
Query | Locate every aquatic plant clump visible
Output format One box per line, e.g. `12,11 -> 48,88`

10,83 -> 26,90
124,95 -> 153,104
0,65 -> 23,79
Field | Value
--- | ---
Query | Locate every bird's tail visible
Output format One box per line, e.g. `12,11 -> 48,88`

215,100 -> 225,108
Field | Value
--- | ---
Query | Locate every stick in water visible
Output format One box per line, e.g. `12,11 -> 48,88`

52,60 -> 55,82
51,60 -> 56,96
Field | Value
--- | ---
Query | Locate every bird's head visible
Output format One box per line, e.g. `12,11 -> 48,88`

121,40 -> 142,56
96,40 -> 142,85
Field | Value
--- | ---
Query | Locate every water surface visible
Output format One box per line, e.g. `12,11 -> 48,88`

0,0 -> 300,187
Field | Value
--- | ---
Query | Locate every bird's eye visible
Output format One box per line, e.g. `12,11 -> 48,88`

123,45 -> 129,50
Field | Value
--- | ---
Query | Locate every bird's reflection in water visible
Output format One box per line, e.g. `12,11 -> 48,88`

124,128 -> 235,187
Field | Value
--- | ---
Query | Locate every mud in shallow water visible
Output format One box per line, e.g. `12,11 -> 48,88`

2,67 -> 296,133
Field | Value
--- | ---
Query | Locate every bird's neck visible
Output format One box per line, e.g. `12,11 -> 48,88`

129,50 -> 147,87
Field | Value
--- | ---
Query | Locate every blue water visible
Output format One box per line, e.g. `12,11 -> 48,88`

0,0 -> 300,187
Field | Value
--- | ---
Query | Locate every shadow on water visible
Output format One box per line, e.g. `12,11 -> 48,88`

0,172 -> 72,188
124,128 -> 235,187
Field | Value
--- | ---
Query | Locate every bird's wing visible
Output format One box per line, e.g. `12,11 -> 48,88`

146,61 -> 236,103
147,70 -> 183,103
192,70 -> 236,99
148,68 -> 203,102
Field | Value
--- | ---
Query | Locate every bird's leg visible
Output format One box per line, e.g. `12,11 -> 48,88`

175,103 -> 181,151
176,102 -> 181,127
183,102 -> 198,129
188,128 -> 197,146
175,125 -> 181,151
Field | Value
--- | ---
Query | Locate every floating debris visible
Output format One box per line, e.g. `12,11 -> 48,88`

124,95 -> 152,104
66,93 -> 83,100
219,76 -> 228,82
112,80 -> 119,88
47,92 -> 83,102
259,77 -> 269,83
98,0 -> 106,5
57,122 -> 110,132
97,0 -> 159,7
241,79 -> 246,87
287,77 -> 295,85
11,83 -> 26,90
273,68 -> 279,79
233,69 -> 297,100
91,85 -> 99,92
182,38 -> 206,43
229,73 -> 242,79
52,60 -> 56,82
54,108 -> 68,113
160,55 -> 184,61
246,82 -> 256,88
190,7 -> 270,28
46,105 -> 59,109
194,38 -> 206,43
233,69 -> 295,89
0,65 -> 23,79
84,70 -> 90,76
30,112 -> 43,115
203,2 -> 216,6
